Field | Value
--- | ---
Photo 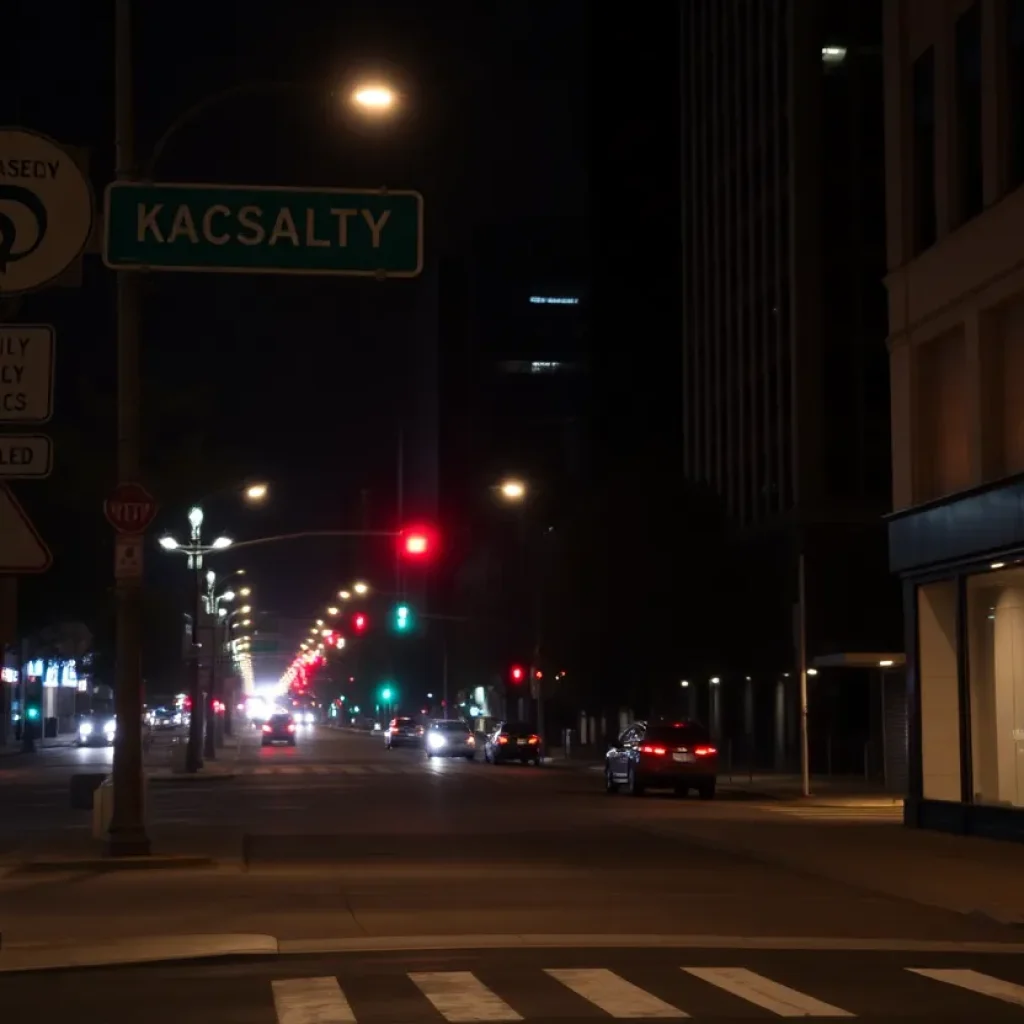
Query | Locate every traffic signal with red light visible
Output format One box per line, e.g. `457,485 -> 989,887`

398,524 -> 437,560
509,665 -> 524,683
352,613 -> 368,634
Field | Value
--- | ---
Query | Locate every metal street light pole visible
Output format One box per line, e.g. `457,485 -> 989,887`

108,0 -> 149,857
186,511 -> 205,773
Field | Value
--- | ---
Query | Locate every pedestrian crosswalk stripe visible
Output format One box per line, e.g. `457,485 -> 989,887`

409,971 -> 523,1022
272,977 -> 355,1024
546,967 -> 688,1018
908,967 -> 1024,1007
683,967 -> 854,1017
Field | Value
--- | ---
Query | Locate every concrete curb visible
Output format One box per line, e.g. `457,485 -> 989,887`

5,932 -> 1024,972
6,854 -> 217,876
0,933 -> 278,972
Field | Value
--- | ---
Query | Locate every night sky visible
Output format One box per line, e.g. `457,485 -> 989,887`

4,0 -> 593,688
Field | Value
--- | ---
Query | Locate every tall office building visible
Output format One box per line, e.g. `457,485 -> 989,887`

680,0 -> 899,671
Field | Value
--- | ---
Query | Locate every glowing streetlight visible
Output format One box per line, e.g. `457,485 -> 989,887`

240,605 -> 251,615
327,606 -> 339,616
244,482 -> 269,502
158,536 -> 179,550
339,590 -> 351,600
211,536 -> 233,549
239,587 -> 251,597
354,581 -> 369,595
351,83 -> 397,113
188,506 -> 204,529
499,479 -> 526,502
316,619 -> 324,627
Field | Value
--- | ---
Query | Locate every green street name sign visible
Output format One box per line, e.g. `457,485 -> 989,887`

103,182 -> 423,277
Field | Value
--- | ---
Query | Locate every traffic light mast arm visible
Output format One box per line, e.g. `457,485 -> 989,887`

207,530 -> 398,553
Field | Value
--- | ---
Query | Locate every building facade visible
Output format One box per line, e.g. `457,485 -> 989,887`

885,0 -> 1024,838
680,0 -> 901,760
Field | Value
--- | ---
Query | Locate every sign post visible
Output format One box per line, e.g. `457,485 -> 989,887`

0,129 -> 95,296
103,182 -> 423,278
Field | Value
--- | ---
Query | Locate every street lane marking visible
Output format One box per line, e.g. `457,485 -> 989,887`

409,971 -> 523,1022
272,977 -> 355,1024
683,967 -> 853,1017
908,968 -> 1024,1007
546,967 -> 687,1017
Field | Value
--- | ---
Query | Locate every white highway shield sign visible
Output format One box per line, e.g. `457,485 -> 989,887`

0,128 -> 94,294
0,324 -> 55,421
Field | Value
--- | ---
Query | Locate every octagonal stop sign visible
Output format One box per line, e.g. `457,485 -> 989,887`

104,482 -> 158,534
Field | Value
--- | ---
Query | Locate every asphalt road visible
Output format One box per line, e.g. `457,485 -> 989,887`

0,726 -> 1018,949
8,947 -> 1024,1021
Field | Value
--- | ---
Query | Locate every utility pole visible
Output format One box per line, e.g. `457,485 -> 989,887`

203,573 -> 217,761
798,551 -> 811,798
108,0 -> 149,856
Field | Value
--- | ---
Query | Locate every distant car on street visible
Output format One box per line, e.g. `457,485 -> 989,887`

151,707 -> 182,730
385,716 -> 424,749
484,721 -> 543,765
424,719 -> 476,760
261,712 -> 297,747
605,719 -> 718,799
78,714 -> 116,747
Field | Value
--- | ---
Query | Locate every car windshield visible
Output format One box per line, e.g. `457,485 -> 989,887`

503,722 -> 533,734
434,721 -> 469,731
645,723 -> 710,744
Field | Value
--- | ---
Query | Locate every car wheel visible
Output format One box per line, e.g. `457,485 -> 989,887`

627,765 -> 645,796
605,767 -> 618,793
698,781 -> 716,801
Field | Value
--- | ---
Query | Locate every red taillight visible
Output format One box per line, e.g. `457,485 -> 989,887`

497,735 -> 508,745
640,745 -> 667,755
390,727 -> 399,734
287,724 -> 296,733
695,745 -> 717,756
528,735 -> 540,744
262,724 -> 271,733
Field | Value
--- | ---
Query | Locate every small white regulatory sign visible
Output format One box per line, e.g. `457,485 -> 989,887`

0,434 -> 51,478
115,533 -> 143,580
0,324 -> 55,422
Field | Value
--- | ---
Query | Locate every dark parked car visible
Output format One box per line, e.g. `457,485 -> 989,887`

385,716 -> 424,749
605,719 -> 718,798
261,712 -> 297,747
484,721 -> 543,765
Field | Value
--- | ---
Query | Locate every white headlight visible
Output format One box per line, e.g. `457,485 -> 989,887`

428,732 -> 446,749
104,721 -> 116,734
79,722 -> 93,736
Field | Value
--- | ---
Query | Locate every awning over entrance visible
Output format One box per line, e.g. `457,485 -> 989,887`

811,652 -> 905,669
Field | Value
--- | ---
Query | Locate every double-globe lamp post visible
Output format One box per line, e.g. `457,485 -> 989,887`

159,508 -> 233,772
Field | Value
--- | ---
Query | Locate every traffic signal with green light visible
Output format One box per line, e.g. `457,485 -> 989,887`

393,603 -> 413,632
25,705 -> 40,721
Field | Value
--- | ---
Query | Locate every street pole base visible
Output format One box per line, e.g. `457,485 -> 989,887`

107,828 -> 151,858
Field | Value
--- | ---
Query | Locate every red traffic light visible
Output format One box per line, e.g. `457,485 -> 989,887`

399,524 -> 437,559
353,613 -> 367,633
510,665 -> 524,683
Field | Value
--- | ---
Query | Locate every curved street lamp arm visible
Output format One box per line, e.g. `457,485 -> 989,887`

144,80 -> 310,178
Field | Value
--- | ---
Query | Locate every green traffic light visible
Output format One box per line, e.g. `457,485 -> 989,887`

381,687 -> 393,701
26,707 -> 40,720
394,603 -> 412,632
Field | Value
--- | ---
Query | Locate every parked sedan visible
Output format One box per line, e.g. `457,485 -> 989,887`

424,719 -> 477,760
484,721 -> 543,765
385,716 -> 424,749
605,719 -> 718,798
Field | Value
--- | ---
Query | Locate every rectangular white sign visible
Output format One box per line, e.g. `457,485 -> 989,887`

0,324 -> 55,423
0,435 -> 52,478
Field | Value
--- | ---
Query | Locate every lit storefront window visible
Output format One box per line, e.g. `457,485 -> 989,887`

967,565 -> 1024,808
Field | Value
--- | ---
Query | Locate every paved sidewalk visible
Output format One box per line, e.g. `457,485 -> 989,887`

717,773 -> 899,804
641,809 -> 1024,926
